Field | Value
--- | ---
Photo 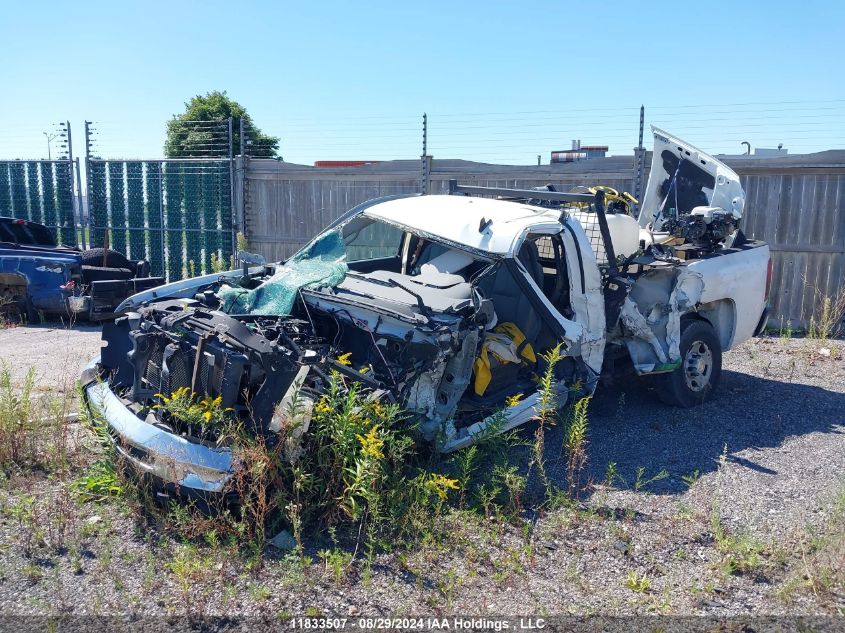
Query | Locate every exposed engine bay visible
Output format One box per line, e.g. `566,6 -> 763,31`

640,130 -> 746,253
661,205 -> 740,249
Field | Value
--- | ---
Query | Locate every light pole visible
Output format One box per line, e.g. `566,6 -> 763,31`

43,131 -> 58,159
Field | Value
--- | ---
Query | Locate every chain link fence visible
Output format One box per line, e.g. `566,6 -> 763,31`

83,119 -> 236,282
0,160 -> 77,245
86,159 -> 233,281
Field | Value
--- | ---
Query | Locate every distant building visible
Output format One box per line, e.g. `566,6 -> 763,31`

750,147 -> 788,157
719,145 -> 788,159
314,160 -> 381,167
550,140 -> 608,163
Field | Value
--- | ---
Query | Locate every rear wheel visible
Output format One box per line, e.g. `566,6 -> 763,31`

655,319 -> 722,407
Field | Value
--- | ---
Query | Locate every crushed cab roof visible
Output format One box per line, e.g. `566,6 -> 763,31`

363,194 -> 561,256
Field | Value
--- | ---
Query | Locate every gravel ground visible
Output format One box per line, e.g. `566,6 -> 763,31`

0,325 -> 843,623
0,322 -> 102,392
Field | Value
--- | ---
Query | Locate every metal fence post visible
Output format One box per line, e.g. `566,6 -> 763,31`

233,155 -> 246,237
239,118 -> 245,157
74,158 -> 84,248
65,121 -> 83,247
158,162 -> 166,276
420,113 -> 430,194
84,121 -> 94,248
632,105 -> 645,215
227,117 -> 237,257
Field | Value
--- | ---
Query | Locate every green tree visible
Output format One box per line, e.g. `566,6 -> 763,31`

164,90 -> 280,158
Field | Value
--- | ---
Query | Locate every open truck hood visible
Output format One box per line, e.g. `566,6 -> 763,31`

638,126 -> 744,230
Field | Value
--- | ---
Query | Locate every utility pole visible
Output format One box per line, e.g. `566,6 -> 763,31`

43,131 -> 58,160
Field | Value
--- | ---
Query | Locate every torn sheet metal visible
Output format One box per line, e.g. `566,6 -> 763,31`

665,269 -> 705,360
618,268 -> 704,374
619,296 -> 668,372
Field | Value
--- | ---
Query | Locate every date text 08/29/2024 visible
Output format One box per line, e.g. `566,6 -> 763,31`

287,617 -> 546,630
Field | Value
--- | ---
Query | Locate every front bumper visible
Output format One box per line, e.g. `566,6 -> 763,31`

82,356 -> 235,493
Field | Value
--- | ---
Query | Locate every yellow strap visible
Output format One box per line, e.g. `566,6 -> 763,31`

494,322 -> 536,363
472,346 -> 492,396
472,322 -> 536,396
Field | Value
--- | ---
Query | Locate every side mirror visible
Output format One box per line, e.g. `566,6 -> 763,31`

237,250 -> 266,267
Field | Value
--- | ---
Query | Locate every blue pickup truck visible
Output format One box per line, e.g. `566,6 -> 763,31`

0,217 -> 164,321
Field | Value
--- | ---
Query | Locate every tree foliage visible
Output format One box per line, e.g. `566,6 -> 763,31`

164,91 -> 280,158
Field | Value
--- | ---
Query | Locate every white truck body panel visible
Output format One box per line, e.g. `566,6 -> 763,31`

639,126 -> 746,231
687,243 -> 770,350
364,194 -> 562,256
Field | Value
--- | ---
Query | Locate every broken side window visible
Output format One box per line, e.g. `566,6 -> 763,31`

343,217 -> 405,271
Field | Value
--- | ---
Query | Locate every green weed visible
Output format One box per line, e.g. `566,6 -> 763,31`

710,510 -> 764,576
633,466 -> 669,492
73,459 -> 124,502
681,469 -> 700,488
564,395 -> 591,498
531,344 -> 564,499
625,570 -> 651,593
318,548 -> 354,585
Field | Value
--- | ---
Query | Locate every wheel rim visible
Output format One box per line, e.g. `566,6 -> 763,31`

683,340 -> 713,392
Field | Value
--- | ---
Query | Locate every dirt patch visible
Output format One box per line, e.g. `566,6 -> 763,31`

0,323 -> 102,392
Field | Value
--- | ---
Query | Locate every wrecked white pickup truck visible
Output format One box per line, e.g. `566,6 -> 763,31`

82,128 -> 770,494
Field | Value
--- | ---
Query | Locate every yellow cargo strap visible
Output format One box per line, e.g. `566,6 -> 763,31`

472,322 -> 536,396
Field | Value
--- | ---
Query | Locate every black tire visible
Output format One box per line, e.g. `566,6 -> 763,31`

80,248 -> 132,270
81,265 -> 134,283
655,319 -> 722,407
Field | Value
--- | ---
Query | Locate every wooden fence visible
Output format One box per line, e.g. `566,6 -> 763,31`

733,159 -> 845,328
238,153 -> 845,326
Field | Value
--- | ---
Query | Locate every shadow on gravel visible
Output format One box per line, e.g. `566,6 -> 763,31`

538,369 -> 845,496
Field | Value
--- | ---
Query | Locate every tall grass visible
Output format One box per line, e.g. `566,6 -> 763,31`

0,362 -> 85,557
530,344 -> 563,499
808,285 -> 845,340
68,353 -> 593,560
0,364 -> 76,473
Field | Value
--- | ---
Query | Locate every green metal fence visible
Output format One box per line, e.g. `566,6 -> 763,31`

0,160 -> 77,245
87,159 -> 233,281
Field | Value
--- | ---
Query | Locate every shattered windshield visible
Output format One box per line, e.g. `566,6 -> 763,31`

218,229 -> 348,315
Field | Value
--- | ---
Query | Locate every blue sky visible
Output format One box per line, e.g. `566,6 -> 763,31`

3,0 -> 845,164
